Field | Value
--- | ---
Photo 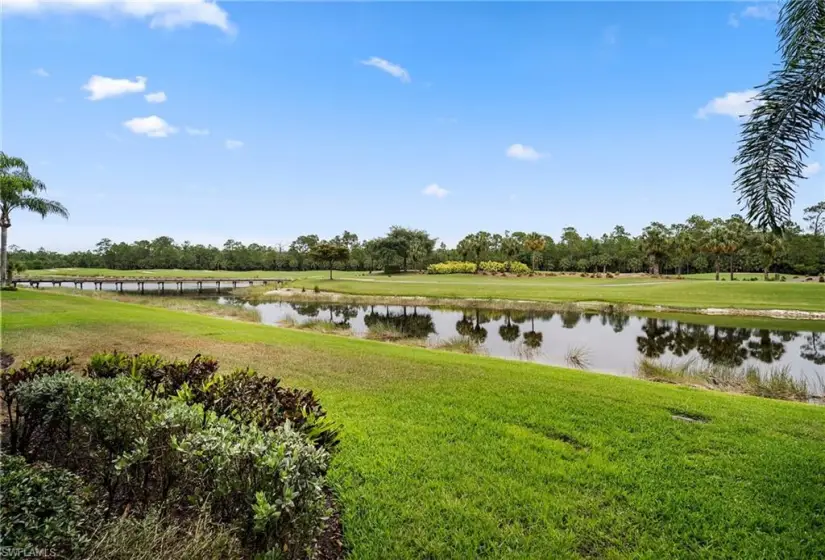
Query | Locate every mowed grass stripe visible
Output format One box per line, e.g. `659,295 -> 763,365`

3,289 -> 825,558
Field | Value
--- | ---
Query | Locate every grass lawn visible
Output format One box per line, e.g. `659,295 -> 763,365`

3,289 -> 825,558
289,273 -> 825,312
683,272 -> 820,281
23,268 -> 825,311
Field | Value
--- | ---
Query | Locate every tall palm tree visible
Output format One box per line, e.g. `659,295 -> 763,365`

702,222 -> 732,281
756,231 -> 784,281
523,233 -> 546,271
640,222 -> 670,275
0,153 -> 68,286
734,1 -> 825,233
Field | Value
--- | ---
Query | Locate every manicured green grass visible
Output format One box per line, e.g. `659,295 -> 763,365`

683,272 -> 819,281
3,289 -> 825,558
289,273 -> 825,312
25,268 -> 825,311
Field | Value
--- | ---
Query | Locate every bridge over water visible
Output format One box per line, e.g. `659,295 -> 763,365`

12,277 -> 289,294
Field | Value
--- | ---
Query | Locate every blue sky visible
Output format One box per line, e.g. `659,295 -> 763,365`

3,1 -> 822,251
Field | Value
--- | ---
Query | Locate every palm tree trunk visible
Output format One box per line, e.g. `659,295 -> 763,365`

714,256 -> 720,281
729,254 -> 734,281
764,265 -> 770,281
0,225 -> 8,287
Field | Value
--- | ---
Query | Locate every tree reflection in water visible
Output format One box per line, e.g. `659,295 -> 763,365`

282,302 -> 819,372
364,306 -> 436,339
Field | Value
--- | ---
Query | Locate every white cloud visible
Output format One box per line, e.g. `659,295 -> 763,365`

729,4 -> 779,27
4,0 -> 234,34
123,115 -> 178,138
144,91 -> 167,103
506,144 -> 545,161
83,75 -> 146,100
360,57 -> 410,83
803,162 -> 822,178
225,139 -> 243,150
742,4 -> 779,21
32,67 -> 49,77
422,184 -> 449,198
186,127 -> 210,136
695,89 -> 761,119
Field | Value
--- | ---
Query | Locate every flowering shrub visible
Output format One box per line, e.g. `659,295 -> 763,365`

427,261 -> 477,274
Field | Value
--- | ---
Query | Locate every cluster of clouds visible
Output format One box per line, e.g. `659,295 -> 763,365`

39,71 -> 241,147
728,3 -> 779,28
5,0 -> 234,34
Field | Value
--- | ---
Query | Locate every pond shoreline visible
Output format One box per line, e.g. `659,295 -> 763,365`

260,288 -> 825,321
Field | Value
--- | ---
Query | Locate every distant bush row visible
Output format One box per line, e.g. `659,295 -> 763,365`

427,261 -> 531,275
0,351 -> 340,559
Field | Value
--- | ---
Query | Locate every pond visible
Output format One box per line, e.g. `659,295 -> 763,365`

221,298 -> 825,388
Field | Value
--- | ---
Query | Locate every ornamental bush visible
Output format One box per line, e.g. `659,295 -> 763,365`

507,261 -> 531,274
1,352 -> 337,559
427,261 -> 477,274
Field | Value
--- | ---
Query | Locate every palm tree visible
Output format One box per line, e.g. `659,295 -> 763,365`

724,216 -> 750,280
523,233 -> 546,271
756,231 -> 784,281
0,153 -> 68,286
640,222 -> 670,275
733,1 -> 825,233
702,222 -> 732,281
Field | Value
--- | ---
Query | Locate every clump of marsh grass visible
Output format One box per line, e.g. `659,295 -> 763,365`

564,345 -> 591,369
299,319 -> 351,334
636,357 -> 810,401
365,323 -> 407,342
511,340 -> 542,361
435,336 -> 485,355
278,315 -> 301,328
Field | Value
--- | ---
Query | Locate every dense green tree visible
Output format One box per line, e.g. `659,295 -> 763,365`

310,241 -> 350,280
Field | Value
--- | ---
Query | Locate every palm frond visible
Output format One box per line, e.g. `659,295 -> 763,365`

0,152 -> 28,175
733,46 -> 825,233
18,196 -> 69,220
778,0 -> 825,64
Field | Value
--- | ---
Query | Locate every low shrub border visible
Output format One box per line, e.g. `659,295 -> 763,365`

0,351 -> 342,560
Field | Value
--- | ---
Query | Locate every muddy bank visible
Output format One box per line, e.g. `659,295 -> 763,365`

259,288 -> 825,321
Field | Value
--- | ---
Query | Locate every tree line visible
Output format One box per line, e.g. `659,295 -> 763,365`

10,207 -> 825,279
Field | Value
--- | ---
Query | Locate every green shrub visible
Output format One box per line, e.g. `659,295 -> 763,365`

195,367 -> 340,452
479,261 -> 505,273
383,264 -> 401,275
14,373 -> 331,556
507,261 -> 531,274
0,453 -> 96,557
0,354 -> 74,454
427,261 -> 477,274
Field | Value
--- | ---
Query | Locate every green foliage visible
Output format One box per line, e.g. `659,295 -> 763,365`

0,354 -> 74,454
0,453 -> 95,556
427,261 -> 477,274
507,261 -> 531,274
479,261 -> 505,273
733,1 -> 825,232
195,366 -> 340,452
383,264 -> 402,275
13,370 -> 331,556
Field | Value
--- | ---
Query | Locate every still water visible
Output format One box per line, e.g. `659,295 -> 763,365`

222,299 -> 825,387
